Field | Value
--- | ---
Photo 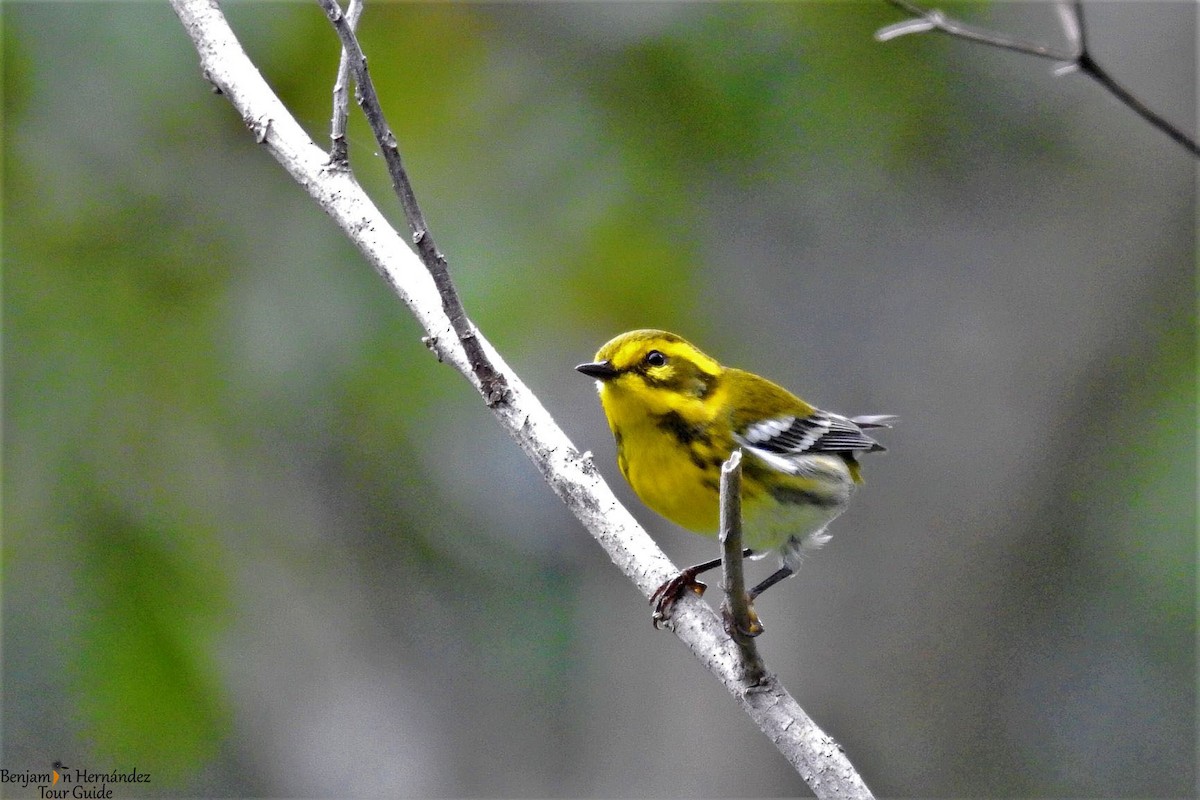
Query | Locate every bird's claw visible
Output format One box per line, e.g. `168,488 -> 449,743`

649,570 -> 707,629
721,598 -> 765,639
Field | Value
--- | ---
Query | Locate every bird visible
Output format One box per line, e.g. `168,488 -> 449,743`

577,329 -> 894,634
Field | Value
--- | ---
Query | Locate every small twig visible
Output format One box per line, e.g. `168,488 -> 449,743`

877,0 -> 1199,157
718,450 -> 767,684
316,0 -> 510,405
327,0 -> 363,167
876,0 -> 1074,59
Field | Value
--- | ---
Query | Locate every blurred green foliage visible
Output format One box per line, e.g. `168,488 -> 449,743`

74,507 -> 228,780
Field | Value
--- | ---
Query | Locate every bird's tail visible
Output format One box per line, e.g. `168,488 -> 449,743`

850,414 -> 898,429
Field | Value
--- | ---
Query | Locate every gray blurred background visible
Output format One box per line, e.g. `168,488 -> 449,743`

4,1 -> 1195,797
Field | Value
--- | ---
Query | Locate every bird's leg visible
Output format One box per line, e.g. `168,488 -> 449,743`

649,549 -> 753,629
747,564 -> 794,602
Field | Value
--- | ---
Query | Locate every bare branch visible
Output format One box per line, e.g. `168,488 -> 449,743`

328,0 -> 363,167
316,0 -> 510,406
718,450 -> 767,684
168,1 -> 876,795
877,0 -> 1200,157
1074,51 -> 1200,157
876,0 -> 1073,60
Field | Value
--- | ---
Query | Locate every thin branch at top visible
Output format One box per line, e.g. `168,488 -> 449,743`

328,0 -> 363,167
876,0 -> 1074,60
876,0 -> 1200,157
315,0 -> 511,405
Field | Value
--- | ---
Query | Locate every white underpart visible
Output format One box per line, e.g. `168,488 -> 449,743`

780,527 -> 835,571
736,451 -> 855,570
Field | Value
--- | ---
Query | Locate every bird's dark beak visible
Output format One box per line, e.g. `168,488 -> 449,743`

576,360 -> 619,380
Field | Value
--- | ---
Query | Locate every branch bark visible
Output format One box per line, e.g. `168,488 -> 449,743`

169,1 -> 874,796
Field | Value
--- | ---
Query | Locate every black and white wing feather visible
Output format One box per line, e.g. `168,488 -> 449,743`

733,411 -> 894,476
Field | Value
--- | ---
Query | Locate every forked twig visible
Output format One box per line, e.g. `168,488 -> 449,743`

877,0 -> 1199,157
316,0 -> 510,405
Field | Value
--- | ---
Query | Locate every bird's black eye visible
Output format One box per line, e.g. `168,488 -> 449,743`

645,350 -> 667,367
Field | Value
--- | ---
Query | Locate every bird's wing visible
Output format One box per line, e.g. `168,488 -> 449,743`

733,411 -> 888,475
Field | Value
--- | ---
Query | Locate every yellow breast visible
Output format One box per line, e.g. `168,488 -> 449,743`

617,419 -> 722,533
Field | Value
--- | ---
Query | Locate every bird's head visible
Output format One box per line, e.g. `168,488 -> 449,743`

576,329 -> 722,416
